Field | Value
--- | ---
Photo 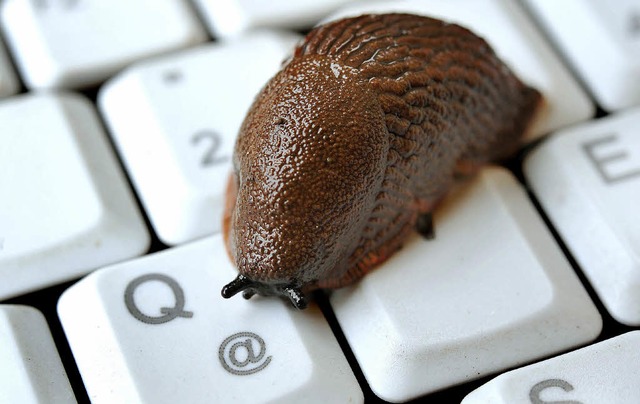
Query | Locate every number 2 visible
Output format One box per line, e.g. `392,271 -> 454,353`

191,130 -> 228,167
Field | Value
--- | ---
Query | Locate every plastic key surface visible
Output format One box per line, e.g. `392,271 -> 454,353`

0,38 -> 19,97
0,0 -> 206,89
323,0 -> 595,140
99,32 -> 300,245
192,0 -> 355,37
0,92 -> 149,299
522,0 -> 640,111
58,235 -> 363,404
0,305 -> 76,403
525,107 -> 640,325
462,331 -> 640,403
329,167 -> 602,402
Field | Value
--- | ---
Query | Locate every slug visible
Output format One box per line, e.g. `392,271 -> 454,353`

221,13 -> 542,309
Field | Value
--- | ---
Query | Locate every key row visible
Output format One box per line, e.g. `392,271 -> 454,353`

1,0 -> 639,111
100,0 -> 596,245
2,300 -> 638,403
2,37 -> 640,325
51,165 -> 621,402
0,0 -> 354,92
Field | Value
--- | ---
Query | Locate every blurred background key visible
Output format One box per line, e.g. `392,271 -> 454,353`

0,305 -> 76,404
0,36 -> 19,97
523,0 -> 640,111
0,0 -> 206,89
192,0 -> 356,37
0,92 -> 150,299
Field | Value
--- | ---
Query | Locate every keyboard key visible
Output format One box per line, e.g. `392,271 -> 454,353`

99,32 -> 300,245
58,235 -> 363,403
523,0 -> 640,111
0,92 -> 149,299
0,38 -> 19,97
0,0 -> 206,89
192,0 -> 354,37
323,0 -> 595,140
0,305 -> 76,403
524,107 -> 640,325
329,167 -> 602,402
462,331 -> 640,403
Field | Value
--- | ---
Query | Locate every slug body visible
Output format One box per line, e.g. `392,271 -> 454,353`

221,13 -> 542,308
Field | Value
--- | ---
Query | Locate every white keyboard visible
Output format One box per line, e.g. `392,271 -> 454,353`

1,1 -> 639,403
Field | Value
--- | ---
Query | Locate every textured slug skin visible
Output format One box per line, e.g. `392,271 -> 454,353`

222,13 -> 542,297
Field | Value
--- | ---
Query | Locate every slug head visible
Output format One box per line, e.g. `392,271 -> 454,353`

222,55 -> 388,308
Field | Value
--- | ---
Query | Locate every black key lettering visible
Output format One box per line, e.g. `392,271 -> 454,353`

629,11 -> 640,36
582,134 -> 640,184
529,379 -> 582,404
192,130 -> 228,167
218,332 -> 272,375
124,273 -> 193,324
162,69 -> 183,84
34,0 -> 80,10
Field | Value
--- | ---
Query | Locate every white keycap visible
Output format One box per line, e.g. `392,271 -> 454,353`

58,235 -> 363,404
0,92 -> 149,299
523,0 -> 640,112
524,107 -> 640,326
0,0 -> 206,89
0,38 -> 19,97
462,331 -> 640,403
323,0 -> 595,140
99,32 -> 300,245
0,305 -> 76,403
329,167 -> 602,403
192,0 -> 354,37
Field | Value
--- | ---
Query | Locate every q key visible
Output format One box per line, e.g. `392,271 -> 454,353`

57,235 -> 362,403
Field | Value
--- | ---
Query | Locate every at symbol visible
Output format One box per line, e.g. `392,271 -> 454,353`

218,332 -> 272,375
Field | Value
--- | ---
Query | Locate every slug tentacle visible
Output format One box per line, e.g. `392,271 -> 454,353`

221,274 -> 308,309
284,287 -> 308,310
222,13 -> 542,308
220,274 -> 254,299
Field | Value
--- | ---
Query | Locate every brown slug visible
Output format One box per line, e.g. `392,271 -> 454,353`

221,13 -> 542,309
